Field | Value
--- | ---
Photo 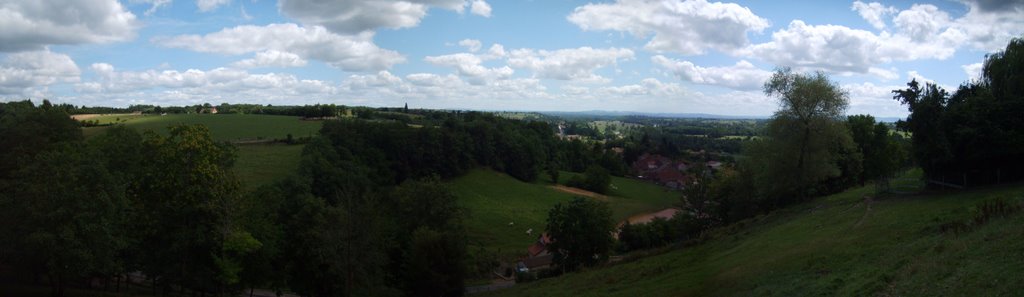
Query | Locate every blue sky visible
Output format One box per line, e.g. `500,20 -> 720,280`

2,0 -> 1022,117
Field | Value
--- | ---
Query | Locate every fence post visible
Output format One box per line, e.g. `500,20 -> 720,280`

998,169 -> 1001,184
963,173 -> 967,189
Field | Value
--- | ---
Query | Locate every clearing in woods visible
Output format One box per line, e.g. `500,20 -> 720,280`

80,114 -> 322,189
450,169 -> 679,255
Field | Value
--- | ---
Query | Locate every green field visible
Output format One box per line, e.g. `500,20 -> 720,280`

451,169 -> 679,255
82,114 -> 322,141
557,171 -> 681,220
81,114 -> 320,189
234,143 -> 305,190
486,173 -> 1024,296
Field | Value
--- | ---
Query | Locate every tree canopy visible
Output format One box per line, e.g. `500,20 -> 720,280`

893,36 -> 1024,185
545,197 -> 615,272
748,68 -> 858,206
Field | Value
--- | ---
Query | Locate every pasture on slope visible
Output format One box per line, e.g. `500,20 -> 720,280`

450,169 -> 679,255
485,171 -> 1024,296
80,114 -> 322,189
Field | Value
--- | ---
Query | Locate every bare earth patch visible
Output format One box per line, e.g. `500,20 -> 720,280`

548,185 -> 609,201
623,208 -> 682,225
70,114 -> 101,120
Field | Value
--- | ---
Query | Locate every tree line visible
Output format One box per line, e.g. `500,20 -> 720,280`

893,36 -> 1024,187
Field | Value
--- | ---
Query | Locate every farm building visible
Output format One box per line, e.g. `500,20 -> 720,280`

632,153 -> 694,189
521,233 -> 554,270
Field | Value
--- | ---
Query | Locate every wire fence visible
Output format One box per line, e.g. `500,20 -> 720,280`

877,167 -> 1023,194
925,168 -> 1022,190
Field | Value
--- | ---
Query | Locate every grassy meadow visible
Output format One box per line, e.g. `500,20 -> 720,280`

82,114 -> 322,141
234,143 -> 305,190
81,114 -> 321,189
484,173 -> 1024,296
451,169 -> 679,255
556,171 -> 681,220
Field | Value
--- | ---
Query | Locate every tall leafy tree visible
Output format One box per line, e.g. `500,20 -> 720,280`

848,115 -> 905,184
892,80 -> 951,181
389,177 -> 467,296
751,68 -> 857,205
5,144 -> 128,297
131,125 -> 251,293
545,197 -> 615,273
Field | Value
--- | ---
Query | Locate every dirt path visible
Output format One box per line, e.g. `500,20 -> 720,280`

548,185 -> 609,201
622,208 -> 682,225
853,196 -> 874,228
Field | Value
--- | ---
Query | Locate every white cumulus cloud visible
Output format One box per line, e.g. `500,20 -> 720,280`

893,4 -> 952,42
651,55 -> 771,90
0,50 -> 80,95
424,53 -> 513,85
741,2 -> 1023,78
568,0 -> 770,55
197,0 -> 231,12
851,1 -> 896,30
962,62 -> 983,81
153,23 -> 405,71
470,0 -> 491,17
279,0 -> 481,34
507,47 -> 634,83
74,63 -> 340,106
231,50 -> 308,68
458,39 -> 482,52
0,0 -> 138,52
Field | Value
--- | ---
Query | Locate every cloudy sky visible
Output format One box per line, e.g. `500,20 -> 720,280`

1,0 -> 1022,117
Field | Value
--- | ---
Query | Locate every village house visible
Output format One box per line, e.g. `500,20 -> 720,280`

520,233 -> 554,271
631,153 -> 694,189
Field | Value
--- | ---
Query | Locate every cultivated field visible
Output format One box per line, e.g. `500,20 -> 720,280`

234,143 -> 305,190
81,114 -> 321,189
82,114 -> 322,141
485,171 -> 1024,296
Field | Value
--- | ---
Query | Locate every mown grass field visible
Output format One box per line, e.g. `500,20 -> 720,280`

451,169 -> 679,255
557,171 -> 681,220
234,143 -> 305,190
81,114 -> 321,189
81,114 -> 322,141
485,172 -> 1024,296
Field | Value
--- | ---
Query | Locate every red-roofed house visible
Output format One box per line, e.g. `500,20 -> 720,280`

522,233 -> 555,270
527,233 -> 553,257
632,154 -> 694,189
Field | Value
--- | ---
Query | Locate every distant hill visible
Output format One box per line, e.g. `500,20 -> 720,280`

485,171 -> 1024,296
538,110 -> 905,122
540,110 -> 771,120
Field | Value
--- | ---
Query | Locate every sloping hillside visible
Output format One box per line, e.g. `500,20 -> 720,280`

486,178 -> 1024,296
450,169 -> 679,254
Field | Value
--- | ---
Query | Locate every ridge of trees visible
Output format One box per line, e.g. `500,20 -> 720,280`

893,36 -> 1024,186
